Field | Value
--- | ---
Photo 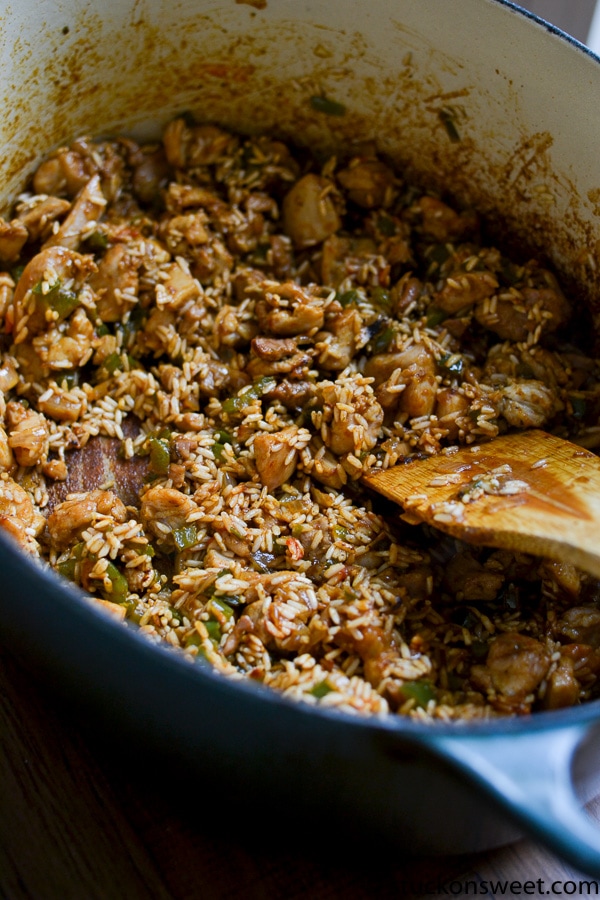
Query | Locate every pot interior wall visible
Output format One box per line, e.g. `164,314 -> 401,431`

1,0 -> 600,314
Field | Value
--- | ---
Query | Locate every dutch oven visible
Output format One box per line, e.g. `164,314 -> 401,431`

2,0 -> 600,875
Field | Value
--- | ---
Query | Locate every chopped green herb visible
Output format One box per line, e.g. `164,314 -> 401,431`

376,213 -> 396,237
137,543 -> 156,558
400,680 -> 435,708
570,394 -> 588,419
370,326 -> 394,354
103,351 -> 139,375
221,376 -> 277,415
439,108 -> 461,143
427,243 -> 453,267
104,561 -> 129,605
184,631 -> 203,649
310,680 -> 334,699
207,596 -> 235,621
58,557 -> 78,581
204,619 -> 222,643
172,524 -> 198,551
58,371 -> 78,390
426,306 -> 448,328
438,352 -> 464,375
85,230 -> 109,251
309,95 -> 346,117
147,434 -> 171,475
169,605 -> 184,625
336,289 -> 361,308
33,279 -> 80,320
371,286 -> 391,310
471,640 -> 489,661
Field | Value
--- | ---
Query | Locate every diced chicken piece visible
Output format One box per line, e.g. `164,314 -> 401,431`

254,426 -> 307,491
43,174 -> 107,250
316,308 -> 363,372
47,489 -> 128,548
32,157 -> 69,197
232,267 -> 264,302
247,335 -> 312,379
337,157 -> 396,208
163,119 -> 236,168
42,458 -> 68,481
411,195 -> 478,242
10,245 -> 97,341
262,379 -> 315,412
6,401 -> 49,467
444,550 -> 505,602
543,655 -> 580,709
475,269 -> 570,342
303,437 -> 346,489
319,377 -> 383,457
434,388 -> 470,440
11,342 -> 49,385
539,560 -> 581,599
253,280 -> 326,337
0,425 -> 13,471
557,607 -> 600,648
0,218 -> 28,262
88,244 -> 140,322
0,273 -> 14,323
32,146 -> 96,198
250,336 -> 298,361
160,213 -> 210,257
334,622 -> 402,688
390,275 -> 423,316
139,307 -> 178,355
38,386 -> 86,422
33,308 -> 95,371
282,174 -> 341,249
222,614 -> 255,657
474,631 -> 551,699
320,234 -> 379,288
16,196 -> 72,243
132,148 -> 169,204
364,344 -> 428,386
243,572 -> 318,653
498,379 -> 562,429
436,270 -> 498,314
155,261 -> 201,311
140,485 -> 197,543
0,475 -> 45,551
367,343 -> 438,418
214,304 -> 258,350
92,333 -> 119,367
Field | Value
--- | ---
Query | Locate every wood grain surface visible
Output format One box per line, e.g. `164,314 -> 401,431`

1,644 -> 600,900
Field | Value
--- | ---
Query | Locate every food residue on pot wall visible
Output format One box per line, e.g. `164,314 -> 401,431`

0,1 -> 599,322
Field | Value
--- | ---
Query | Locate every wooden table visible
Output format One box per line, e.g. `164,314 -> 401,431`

2,647 -> 599,900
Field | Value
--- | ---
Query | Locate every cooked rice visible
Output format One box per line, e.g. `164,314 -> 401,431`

0,117 -> 598,720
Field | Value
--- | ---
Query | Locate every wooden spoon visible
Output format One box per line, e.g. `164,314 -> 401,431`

362,429 -> 600,578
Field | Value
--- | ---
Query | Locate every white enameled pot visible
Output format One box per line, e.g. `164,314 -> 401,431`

2,0 -> 600,873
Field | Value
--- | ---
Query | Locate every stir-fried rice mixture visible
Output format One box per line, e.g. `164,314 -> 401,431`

1,118 -> 600,719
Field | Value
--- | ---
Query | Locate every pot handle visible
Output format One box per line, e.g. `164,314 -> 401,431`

427,721 -> 600,876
